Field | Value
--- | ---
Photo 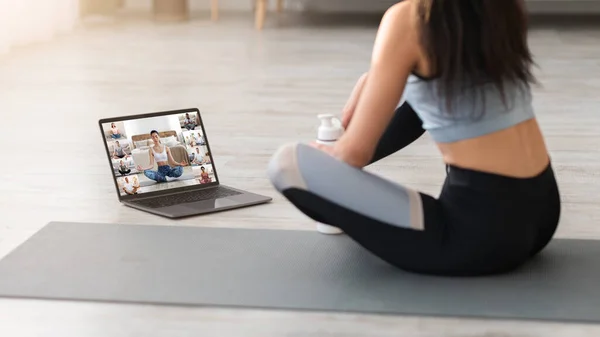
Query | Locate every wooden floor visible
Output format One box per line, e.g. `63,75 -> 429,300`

1,12 -> 600,337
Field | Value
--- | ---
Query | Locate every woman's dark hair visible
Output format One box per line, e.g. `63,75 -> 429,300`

150,130 -> 159,136
416,0 -> 536,113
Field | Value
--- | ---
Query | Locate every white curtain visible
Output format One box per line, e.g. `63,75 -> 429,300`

0,0 -> 80,55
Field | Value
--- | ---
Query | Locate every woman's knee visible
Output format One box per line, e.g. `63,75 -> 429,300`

173,166 -> 183,177
144,169 -> 164,182
358,72 -> 368,83
267,142 -> 307,193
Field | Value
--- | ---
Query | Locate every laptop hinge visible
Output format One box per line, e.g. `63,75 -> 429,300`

127,184 -> 220,201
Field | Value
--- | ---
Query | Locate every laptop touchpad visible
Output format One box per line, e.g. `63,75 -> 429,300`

184,197 -> 237,210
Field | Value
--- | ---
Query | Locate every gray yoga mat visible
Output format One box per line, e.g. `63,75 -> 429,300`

0,221 -> 599,324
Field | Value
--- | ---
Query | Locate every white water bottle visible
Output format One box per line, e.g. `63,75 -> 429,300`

315,114 -> 345,235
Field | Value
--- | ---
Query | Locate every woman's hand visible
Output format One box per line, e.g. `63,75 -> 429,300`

310,141 -> 371,168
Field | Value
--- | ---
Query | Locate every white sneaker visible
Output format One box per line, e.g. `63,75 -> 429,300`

316,223 -> 344,235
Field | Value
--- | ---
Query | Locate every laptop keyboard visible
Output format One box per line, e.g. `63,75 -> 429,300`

131,187 -> 242,209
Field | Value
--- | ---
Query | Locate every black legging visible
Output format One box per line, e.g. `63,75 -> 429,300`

267,102 -> 561,276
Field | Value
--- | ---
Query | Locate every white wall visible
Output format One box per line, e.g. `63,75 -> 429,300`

125,0 -> 255,11
123,114 -> 182,139
124,0 -> 600,14
123,0 -> 395,12
0,0 -> 79,55
300,0 -> 396,12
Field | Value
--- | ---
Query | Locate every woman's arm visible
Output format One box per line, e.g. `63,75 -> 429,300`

341,72 -> 368,128
137,150 -> 155,171
330,2 -> 421,167
167,147 -> 186,167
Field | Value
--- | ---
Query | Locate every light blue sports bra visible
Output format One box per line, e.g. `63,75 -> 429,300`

402,74 -> 536,143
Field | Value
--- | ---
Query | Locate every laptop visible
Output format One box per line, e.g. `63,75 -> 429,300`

99,108 -> 272,218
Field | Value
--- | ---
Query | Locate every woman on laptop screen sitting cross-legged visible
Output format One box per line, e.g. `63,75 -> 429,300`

136,130 -> 188,182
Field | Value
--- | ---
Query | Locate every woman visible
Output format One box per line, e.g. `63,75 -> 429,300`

199,166 -> 212,184
198,166 -> 211,184
137,130 -> 188,182
110,123 -> 121,139
267,0 -> 560,276
195,133 -> 205,145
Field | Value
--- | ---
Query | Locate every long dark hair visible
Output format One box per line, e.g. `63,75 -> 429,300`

416,0 -> 537,113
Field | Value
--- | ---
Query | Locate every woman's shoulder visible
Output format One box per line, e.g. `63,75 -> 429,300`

376,0 -> 422,50
382,0 -> 419,27
371,1 -> 422,67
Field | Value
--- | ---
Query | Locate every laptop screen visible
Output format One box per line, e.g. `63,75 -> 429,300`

100,110 -> 217,197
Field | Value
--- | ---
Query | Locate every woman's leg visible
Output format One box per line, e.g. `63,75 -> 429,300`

268,142 -> 447,272
144,169 -> 166,182
165,166 -> 184,178
368,101 -> 426,164
155,166 -> 184,180
529,167 -> 561,257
